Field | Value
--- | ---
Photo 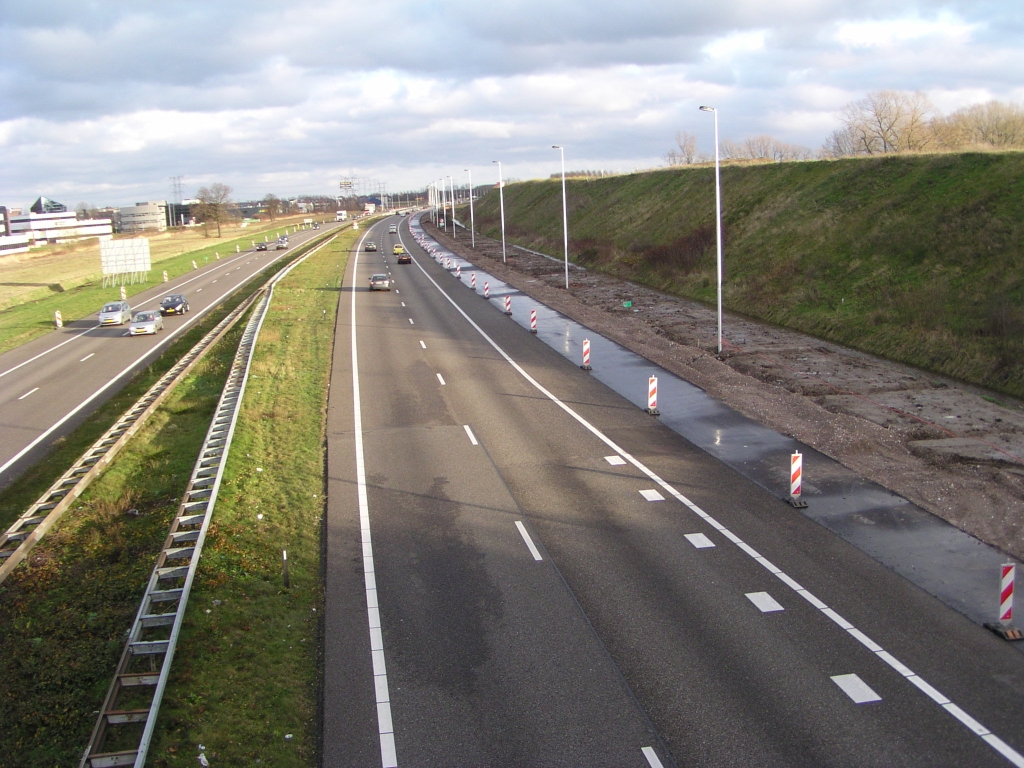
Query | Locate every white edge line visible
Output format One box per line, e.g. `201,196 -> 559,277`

351,228 -> 399,768
404,218 -> 1024,768
515,521 -> 543,561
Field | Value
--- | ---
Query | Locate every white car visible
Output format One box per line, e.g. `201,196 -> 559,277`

99,300 -> 132,325
129,310 -> 164,335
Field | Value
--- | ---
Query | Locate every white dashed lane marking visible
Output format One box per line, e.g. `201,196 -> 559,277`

436,373 -> 446,386
642,747 -> 665,768
832,674 -> 882,704
18,387 -> 39,400
604,455 -> 627,465
419,340 -> 426,349
80,353 -> 95,362
515,521 -> 543,561
639,489 -> 664,501
746,592 -> 785,613
685,533 -> 715,549
463,425 -> 478,445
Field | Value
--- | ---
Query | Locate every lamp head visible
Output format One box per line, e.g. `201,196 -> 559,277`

699,105 -> 715,112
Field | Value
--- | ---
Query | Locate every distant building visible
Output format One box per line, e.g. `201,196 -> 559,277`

8,209 -> 113,245
116,201 -> 168,233
0,206 -> 31,257
30,196 -> 68,214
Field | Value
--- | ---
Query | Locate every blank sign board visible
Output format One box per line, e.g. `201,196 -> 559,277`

101,238 -> 151,275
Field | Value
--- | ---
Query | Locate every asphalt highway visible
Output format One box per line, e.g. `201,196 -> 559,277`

0,222 -> 339,491
324,215 -> 1024,767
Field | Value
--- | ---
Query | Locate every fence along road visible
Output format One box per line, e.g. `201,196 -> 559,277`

79,234 -> 338,768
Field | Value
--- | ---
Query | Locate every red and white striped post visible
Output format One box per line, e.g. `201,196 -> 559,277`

456,264 -> 462,279
120,285 -> 127,301
581,338 -> 592,370
54,311 -> 63,329
445,257 -> 451,269
504,295 -> 512,315
789,451 -> 808,507
1001,563 -> 1015,624
530,309 -> 538,333
484,281 -> 490,299
646,376 -> 659,415
471,272 -> 476,290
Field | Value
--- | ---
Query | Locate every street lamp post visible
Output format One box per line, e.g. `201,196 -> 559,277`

465,168 -> 475,248
493,160 -> 506,263
699,105 -> 724,355
447,175 -> 455,238
552,145 -> 570,289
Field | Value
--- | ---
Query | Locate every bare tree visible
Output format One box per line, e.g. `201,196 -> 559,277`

936,101 -> 1024,149
666,130 -> 700,166
837,90 -> 935,154
262,193 -> 281,222
194,183 -> 233,237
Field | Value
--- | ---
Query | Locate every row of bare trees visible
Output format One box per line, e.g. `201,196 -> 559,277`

824,92 -> 1024,157
668,92 -> 1024,167
666,130 -> 813,166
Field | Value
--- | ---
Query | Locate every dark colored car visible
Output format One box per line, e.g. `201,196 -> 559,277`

159,294 -> 190,315
397,252 -> 411,264
365,241 -> 378,252
256,241 -> 268,251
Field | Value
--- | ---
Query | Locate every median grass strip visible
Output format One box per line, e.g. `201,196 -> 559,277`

0,318 -> 247,768
145,232 -> 354,767
0,215 -> 320,355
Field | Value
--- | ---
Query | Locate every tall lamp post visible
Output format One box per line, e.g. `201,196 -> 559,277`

552,145 -> 570,289
493,160 -> 506,263
465,168 -> 475,248
699,105 -> 723,355
446,175 -> 456,238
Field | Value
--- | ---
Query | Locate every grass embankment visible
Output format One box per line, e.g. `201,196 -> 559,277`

469,153 -> 1024,398
0,215 -> 318,355
0,229 -> 349,766
145,232 -> 352,766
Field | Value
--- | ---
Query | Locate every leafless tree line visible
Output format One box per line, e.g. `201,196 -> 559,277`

665,130 -> 813,166
824,91 -> 1024,157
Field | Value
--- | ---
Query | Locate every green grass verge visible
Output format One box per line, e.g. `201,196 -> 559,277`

146,231 -> 354,766
0,229 -> 342,767
0,221 -> 313,356
468,153 -> 1024,399
0,319 -> 247,767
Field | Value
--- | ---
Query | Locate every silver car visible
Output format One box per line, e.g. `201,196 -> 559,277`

129,310 -> 164,336
99,300 -> 132,325
369,274 -> 391,291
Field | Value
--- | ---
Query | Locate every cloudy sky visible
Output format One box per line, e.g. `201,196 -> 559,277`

2,0 -> 1022,208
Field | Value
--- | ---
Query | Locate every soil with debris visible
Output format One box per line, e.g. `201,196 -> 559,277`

422,220 -> 1024,562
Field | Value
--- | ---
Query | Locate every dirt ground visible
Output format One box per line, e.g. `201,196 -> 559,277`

422,220 -> 1024,563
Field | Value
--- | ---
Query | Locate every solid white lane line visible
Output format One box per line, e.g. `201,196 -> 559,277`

419,341 -> 426,349
746,592 -> 784,613
350,238 -> 398,768
515,521 -> 543,561
80,353 -> 95,362
832,674 -> 882,704
639,489 -> 664,501
406,224 -> 1024,767
642,746 -> 665,768
463,425 -> 478,445
436,374 -> 446,386
18,387 -> 39,400
684,533 -> 715,549
604,455 -> 627,465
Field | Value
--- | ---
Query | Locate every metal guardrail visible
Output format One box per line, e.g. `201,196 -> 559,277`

0,293 -> 260,584
79,233 -> 338,768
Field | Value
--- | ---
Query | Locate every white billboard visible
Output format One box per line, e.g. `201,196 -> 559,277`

101,238 -> 151,275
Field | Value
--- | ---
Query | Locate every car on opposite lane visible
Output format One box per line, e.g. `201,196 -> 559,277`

129,311 -> 164,336
276,237 -> 288,250
159,294 -> 190,316
256,241 -> 268,251
98,301 -> 132,326
369,274 -> 391,291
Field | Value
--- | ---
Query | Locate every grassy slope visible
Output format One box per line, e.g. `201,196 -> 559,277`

470,153 -> 1024,398
147,232 -> 353,766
